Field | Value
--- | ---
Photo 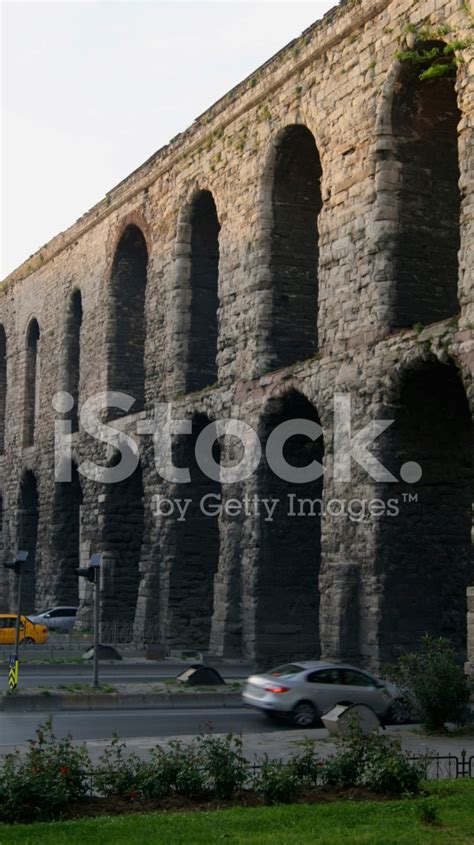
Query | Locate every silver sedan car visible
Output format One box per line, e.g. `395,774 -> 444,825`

28,606 -> 78,633
243,661 -> 402,727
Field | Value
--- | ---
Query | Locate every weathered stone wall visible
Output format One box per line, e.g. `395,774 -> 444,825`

0,0 -> 472,669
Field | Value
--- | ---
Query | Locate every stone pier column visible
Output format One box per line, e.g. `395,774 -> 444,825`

466,587 -> 474,679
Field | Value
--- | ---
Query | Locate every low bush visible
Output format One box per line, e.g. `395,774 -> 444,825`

0,718 -> 90,822
287,738 -> 322,787
197,732 -> 248,798
93,734 -> 144,800
254,757 -> 300,805
139,746 -> 175,800
161,739 -> 207,799
386,635 -> 471,733
321,727 -> 425,795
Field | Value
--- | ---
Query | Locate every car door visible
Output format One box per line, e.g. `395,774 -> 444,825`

44,609 -> 64,630
339,669 -> 387,714
0,618 -> 10,645
305,668 -> 345,714
58,608 -> 77,632
0,617 -> 16,645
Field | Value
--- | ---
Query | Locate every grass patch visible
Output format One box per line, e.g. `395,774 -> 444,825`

0,781 -> 473,843
57,683 -> 117,694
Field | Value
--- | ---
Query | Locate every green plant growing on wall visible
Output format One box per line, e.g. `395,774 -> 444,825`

396,22 -> 472,81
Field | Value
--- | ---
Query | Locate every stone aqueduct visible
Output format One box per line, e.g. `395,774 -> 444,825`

0,0 -> 473,668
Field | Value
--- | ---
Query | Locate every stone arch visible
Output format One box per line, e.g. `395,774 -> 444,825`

23,318 -> 40,447
101,462 -> 144,641
262,124 -> 322,371
108,224 -> 148,411
376,47 -> 461,329
18,470 -> 39,613
61,289 -> 83,432
177,189 -> 220,393
52,462 -> 83,605
255,390 -> 324,663
167,412 -> 221,650
375,356 -> 473,661
0,325 -> 6,453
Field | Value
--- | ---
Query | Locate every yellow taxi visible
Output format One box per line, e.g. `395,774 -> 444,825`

0,614 -> 48,645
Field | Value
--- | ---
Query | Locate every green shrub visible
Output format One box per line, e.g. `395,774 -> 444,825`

356,737 -> 425,794
0,718 -> 90,822
254,757 -> 301,805
320,745 -> 361,788
288,738 -> 322,787
163,739 -> 207,799
139,746 -> 175,800
321,728 -> 425,795
387,635 -> 470,732
94,734 -> 144,799
197,732 -> 248,798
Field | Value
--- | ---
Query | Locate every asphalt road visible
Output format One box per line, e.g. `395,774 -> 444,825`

0,707 -> 279,746
0,661 -> 252,691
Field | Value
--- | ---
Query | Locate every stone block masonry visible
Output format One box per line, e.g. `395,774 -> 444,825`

0,0 -> 472,670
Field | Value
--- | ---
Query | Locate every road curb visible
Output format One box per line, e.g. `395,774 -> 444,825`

0,691 -> 243,712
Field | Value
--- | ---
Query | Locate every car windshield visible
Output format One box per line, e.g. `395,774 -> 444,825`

37,608 -> 53,615
269,664 -> 304,677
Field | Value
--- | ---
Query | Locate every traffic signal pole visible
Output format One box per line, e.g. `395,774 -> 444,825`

76,553 -> 102,690
4,551 -> 29,691
13,568 -> 23,668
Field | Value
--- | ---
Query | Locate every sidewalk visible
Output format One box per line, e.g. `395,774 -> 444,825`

1,725 -> 472,767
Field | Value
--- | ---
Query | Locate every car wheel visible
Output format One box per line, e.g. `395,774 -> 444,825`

291,701 -> 317,728
23,637 -> 35,645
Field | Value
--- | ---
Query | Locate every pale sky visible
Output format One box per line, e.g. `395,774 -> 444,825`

1,0 -> 335,278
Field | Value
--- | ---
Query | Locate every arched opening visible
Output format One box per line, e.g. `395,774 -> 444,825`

256,392 -> 324,663
0,325 -> 6,453
109,225 -> 148,411
102,463 -> 144,641
52,463 -> 83,605
23,319 -> 40,446
268,125 -> 322,369
18,471 -> 39,613
376,360 -> 473,661
391,46 -> 460,327
63,290 -> 83,432
185,190 -> 220,392
167,413 -> 220,649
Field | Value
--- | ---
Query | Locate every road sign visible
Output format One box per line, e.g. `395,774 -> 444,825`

8,655 -> 19,690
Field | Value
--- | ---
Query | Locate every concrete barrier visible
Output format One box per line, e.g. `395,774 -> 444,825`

1,690 -> 243,712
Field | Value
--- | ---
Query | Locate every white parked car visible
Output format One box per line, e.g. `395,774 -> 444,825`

243,661 -> 404,727
28,606 -> 78,633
